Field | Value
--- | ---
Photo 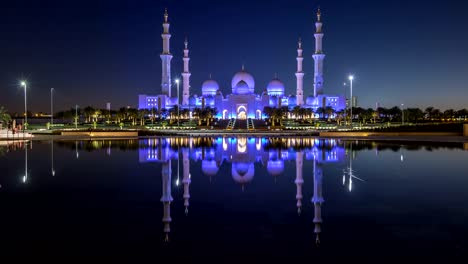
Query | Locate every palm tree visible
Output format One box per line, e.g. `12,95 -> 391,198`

83,106 -> 95,123
316,107 -> 325,119
443,109 -> 455,121
324,106 -> 335,122
456,109 -> 468,120
0,107 -> 11,128
263,106 -> 274,123
292,106 -> 301,120
425,107 -> 434,120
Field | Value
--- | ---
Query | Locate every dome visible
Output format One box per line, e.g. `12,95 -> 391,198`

267,78 -> 285,96
202,160 -> 219,177
233,80 -> 251,95
231,69 -> 255,93
267,160 -> 284,176
231,163 -> 254,184
202,79 -> 219,96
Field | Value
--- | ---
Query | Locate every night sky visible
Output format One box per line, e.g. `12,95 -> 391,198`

1,0 -> 468,113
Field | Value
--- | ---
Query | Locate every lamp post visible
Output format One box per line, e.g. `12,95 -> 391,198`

401,103 -> 404,125
75,105 -> 79,129
50,88 -> 55,128
348,75 -> 354,127
175,79 -> 180,129
20,81 -> 27,130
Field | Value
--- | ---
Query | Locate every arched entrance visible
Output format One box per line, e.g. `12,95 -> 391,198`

237,105 -> 247,120
256,110 -> 262,119
223,109 -> 228,119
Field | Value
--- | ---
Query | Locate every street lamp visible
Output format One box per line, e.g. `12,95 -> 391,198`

75,105 -> 79,129
175,79 -> 180,129
401,103 -> 404,125
20,81 -> 27,130
348,75 -> 354,126
50,88 -> 55,128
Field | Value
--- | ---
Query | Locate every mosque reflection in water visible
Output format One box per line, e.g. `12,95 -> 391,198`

139,137 -> 347,244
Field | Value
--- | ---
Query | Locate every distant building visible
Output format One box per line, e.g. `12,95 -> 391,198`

138,8 -> 345,119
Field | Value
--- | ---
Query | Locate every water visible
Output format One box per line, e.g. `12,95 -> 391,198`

1,137 -> 468,262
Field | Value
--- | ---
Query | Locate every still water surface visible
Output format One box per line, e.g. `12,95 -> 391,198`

1,137 -> 468,262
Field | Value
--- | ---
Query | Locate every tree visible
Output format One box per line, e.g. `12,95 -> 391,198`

316,107 -> 325,119
83,106 -> 95,123
292,106 -> 301,119
443,109 -> 455,121
324,106 -> 335,122
0,107 -> 11,127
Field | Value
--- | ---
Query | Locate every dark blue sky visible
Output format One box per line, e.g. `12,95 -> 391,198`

1,0 -> 468,113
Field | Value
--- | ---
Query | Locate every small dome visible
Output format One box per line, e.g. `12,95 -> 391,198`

267,78 -> 285,96
202,79 -> 219,96
232,163 -> 254,183
202,160 -> 219,177
267,160 -> 284,176
231,69 -> 255,91
233,80 -> 250,95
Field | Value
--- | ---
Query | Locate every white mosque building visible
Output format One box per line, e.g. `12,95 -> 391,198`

138,8 -> 346,119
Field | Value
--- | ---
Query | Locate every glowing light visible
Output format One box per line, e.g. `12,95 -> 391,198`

176,179 -> 179,186
175,79 -> 180,84
348,75 -> 354,81
22,175 -> 27,183
20,81 -> 27,87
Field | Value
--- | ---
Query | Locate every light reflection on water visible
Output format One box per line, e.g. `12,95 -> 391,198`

1,137 -> 468,259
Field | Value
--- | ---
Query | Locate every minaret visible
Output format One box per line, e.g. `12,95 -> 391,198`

312,8 -> 325,97
295,151 -> 304,215
182,37 -> 191,105
312,158 -> 324,245
182,148 -> 191,215
296,38 -> 305,105
161,160 -> 173,242
160,8 -> 173,97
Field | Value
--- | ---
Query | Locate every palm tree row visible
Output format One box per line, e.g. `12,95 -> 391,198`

263,105 -> 468,125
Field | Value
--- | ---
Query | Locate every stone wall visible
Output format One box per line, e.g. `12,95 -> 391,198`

319,132 -> 460,137
61,131 -> 138,137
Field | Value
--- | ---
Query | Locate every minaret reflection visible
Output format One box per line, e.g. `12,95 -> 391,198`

312,156 -> 324,245
295,151 -> 304,215
161,159 -> 173,242
182,148 -> 191,215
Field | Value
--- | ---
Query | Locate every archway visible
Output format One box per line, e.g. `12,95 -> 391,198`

223,109 -> 228,119
256,110 -> 262,119
237,105 -> 247,120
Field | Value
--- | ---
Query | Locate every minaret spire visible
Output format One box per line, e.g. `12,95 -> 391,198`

182,36 -> 191,105
312,7 -> 325,97
161,8 -> 173,97
295,37 -> 305,105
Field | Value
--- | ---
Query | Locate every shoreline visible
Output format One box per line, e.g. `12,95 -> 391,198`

1,130 -> 467,144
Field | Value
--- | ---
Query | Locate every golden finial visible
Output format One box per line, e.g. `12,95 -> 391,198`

164,8 -> 168,23
184,36 -> 188,49
317,7 -> 321,22
241,64 -> 245,71
298,37 -> 302,49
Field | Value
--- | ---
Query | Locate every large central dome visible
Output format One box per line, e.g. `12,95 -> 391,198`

231,68 -> 255,94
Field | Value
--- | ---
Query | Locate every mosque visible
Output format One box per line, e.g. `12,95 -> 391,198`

138,8 -> 346,119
